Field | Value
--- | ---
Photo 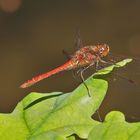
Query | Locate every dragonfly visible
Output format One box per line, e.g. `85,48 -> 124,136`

20,43 -> 110,96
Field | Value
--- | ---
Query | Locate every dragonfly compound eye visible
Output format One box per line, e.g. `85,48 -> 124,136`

99,44 -> 110,57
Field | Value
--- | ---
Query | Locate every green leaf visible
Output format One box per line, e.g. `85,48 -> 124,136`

94,58 -> 132,75
88,111 -> 140,140
0,59 -> 133,140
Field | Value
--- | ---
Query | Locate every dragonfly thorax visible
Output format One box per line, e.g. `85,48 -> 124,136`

72,44 -> 110,66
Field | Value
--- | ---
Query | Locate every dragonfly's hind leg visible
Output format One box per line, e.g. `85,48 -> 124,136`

79,62 -> 95,97
96,110 -> 102,122
80,69 -> 91,97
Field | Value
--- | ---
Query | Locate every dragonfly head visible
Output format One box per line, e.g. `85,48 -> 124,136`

96,43 -> 110,57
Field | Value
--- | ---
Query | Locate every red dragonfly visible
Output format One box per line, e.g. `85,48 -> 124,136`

20,44 -> 110,93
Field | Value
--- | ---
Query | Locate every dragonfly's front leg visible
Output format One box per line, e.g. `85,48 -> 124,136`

99,59 -> 113,65
100,59 -> 120,67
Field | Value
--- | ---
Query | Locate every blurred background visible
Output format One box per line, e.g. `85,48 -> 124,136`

0,0 -> 140,122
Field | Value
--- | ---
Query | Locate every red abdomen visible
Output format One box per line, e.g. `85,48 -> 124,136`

20,59 -> 75,88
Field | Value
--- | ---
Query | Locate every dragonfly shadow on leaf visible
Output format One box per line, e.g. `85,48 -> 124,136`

24,93 -> 63,110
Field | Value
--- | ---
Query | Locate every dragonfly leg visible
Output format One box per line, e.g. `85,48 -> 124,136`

96,109 -> 102,122
100,59 -> 114,65
80,69 -> 91,97
95,60 -> 102,71
76,68 -> 84,75
95,60 -> 106,72
72,69 -> 82,82
80,62 -> 95,97
100,59 -> 121,67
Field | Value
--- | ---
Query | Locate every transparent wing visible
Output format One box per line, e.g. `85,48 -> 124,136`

74,28 -> 83,49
